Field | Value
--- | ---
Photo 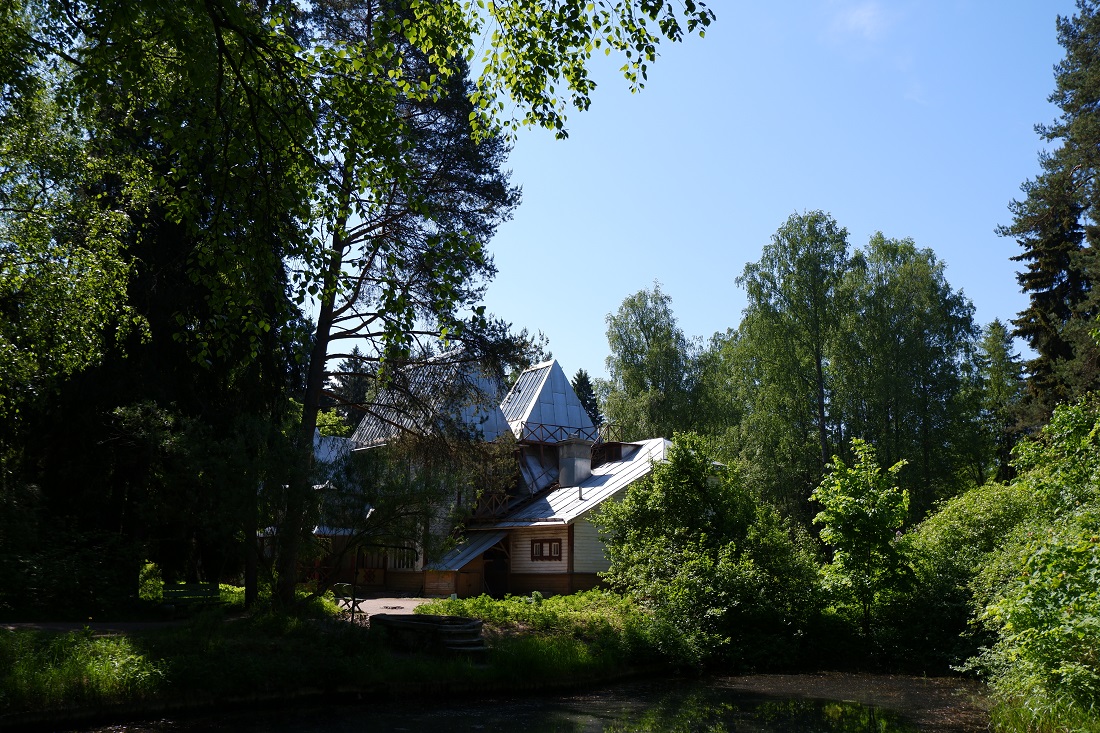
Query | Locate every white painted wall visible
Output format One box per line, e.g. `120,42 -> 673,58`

572,518 -> 610,573
509,526 -> 568,574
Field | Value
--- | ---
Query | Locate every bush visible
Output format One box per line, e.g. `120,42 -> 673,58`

876,479 -> 1035,672
962,398 -> 1100,729
592,434 -> 821,669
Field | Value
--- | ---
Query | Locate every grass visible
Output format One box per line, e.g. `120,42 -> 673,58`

0,628 -> 164,713
417,590 -> 672,677
989,698 -> 1100,733
0,588 -> 666,726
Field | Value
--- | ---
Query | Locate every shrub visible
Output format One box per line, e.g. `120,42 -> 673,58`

963,398 -> 1100,729
592,434 -> 821,668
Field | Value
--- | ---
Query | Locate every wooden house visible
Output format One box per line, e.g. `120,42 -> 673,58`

337,357 -> 667,598
426,436 -> 668,598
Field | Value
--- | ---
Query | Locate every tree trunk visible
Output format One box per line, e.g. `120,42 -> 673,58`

274,154 -> 355,608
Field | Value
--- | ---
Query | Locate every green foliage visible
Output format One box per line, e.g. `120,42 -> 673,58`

593,434 -> 821,667
812,439 -> 909,641
0,81 -> 147,417
571,368 -> 602,428
0,629 -> 164,712
876,480 -> 1035,671
962,397 -> 1100,728
314,408 -> 349,438
600,283 -> 702,440
138,562 -> 163,603
1000,0 -> 1100,427
833,236 -> 979,516
419,590 -> 663,666
722,218 -> 979,525
972,319 -> 1026,482
739,211 -> 849,465
3,0 -> 716,613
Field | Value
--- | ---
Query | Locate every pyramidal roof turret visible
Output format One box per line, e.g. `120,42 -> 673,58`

500,359 -> 598,444
349,349 -> 510,448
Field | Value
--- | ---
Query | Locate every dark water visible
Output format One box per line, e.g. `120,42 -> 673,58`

96,679 -> 926,732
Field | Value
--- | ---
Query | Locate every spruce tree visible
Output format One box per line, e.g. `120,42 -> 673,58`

1001,0 -> 1100,426
571,368 -> 602,429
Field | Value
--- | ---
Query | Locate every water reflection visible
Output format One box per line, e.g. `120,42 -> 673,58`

100,679 -> 921,732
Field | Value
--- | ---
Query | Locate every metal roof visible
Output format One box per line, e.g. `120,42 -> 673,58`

427,530 -> 508,571
313,430 -> 351,465
349,352 -> 510,448
492,438 -> 668,527
499,359 -> 597,443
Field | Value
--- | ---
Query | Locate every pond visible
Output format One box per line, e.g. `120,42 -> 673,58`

89,675 -> 986,733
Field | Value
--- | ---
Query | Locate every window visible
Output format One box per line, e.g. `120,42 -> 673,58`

530,538 -> 562,561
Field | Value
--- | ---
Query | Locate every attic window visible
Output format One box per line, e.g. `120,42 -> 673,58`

530,538 -> 562,561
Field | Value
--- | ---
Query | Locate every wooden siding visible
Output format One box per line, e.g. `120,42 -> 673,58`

571,573 -> 604,592
572,518 -> 610,573
424,570 -> 457,597
508,526 -> 569,574
508,573 -> 572,596
385,571 -> 424,595
507,572 -> 604,597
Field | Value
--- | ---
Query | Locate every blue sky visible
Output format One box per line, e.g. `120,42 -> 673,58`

479,0 -> 1077,381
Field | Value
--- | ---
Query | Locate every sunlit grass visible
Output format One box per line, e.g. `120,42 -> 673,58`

990,697 -> 1100,733
0,628 -> 164,711
1,589 -> 665,723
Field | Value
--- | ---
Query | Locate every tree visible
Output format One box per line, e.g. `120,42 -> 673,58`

730,211 -> 849,519
3,0 -> 717,608
811,438 -> 909,642
963,397 -> 1100,729
831,235 -> 978,515
593,433 -> 819,666
739,211 -> 849,469
571,368 -> 602,428
1000,0 -> 1100,427
975,319 -> 1026,482
601,282 -> 700,440
0,73 -> 145,418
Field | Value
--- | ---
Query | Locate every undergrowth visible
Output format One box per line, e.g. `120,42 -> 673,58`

418,589 -> 670,672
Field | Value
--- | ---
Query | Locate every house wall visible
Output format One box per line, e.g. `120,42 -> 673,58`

571,518 -> 610,574
508,573 -> 572,596
424,570 -> 456,597
503,524 -> 607,597
385,570 -> 424,595
507,572 -> 603,596
508,526 -> 569,574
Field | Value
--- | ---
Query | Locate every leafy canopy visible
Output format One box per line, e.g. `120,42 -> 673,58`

812,438 -> 909,637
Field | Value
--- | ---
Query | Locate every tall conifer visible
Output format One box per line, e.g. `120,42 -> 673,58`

1002,0 -> 1100,425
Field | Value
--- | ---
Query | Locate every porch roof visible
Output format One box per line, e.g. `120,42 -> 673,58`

427,529 -> 509,572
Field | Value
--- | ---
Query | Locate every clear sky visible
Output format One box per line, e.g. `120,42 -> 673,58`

478,0 -> 1078,381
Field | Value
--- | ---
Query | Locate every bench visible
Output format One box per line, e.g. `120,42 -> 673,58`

161,582 -> 223,615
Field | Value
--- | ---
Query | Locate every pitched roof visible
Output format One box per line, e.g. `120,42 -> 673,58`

499,359 -> 598,443
427,529 -> 509,571
349,352 -> 510,448
491,438 -> 668,527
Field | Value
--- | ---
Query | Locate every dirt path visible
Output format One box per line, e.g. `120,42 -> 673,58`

718,672 -> 990,732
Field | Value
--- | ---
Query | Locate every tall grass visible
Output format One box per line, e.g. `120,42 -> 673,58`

989,698 -> 1100,733
418,590 -> 670,671
0,629 -> 164,712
